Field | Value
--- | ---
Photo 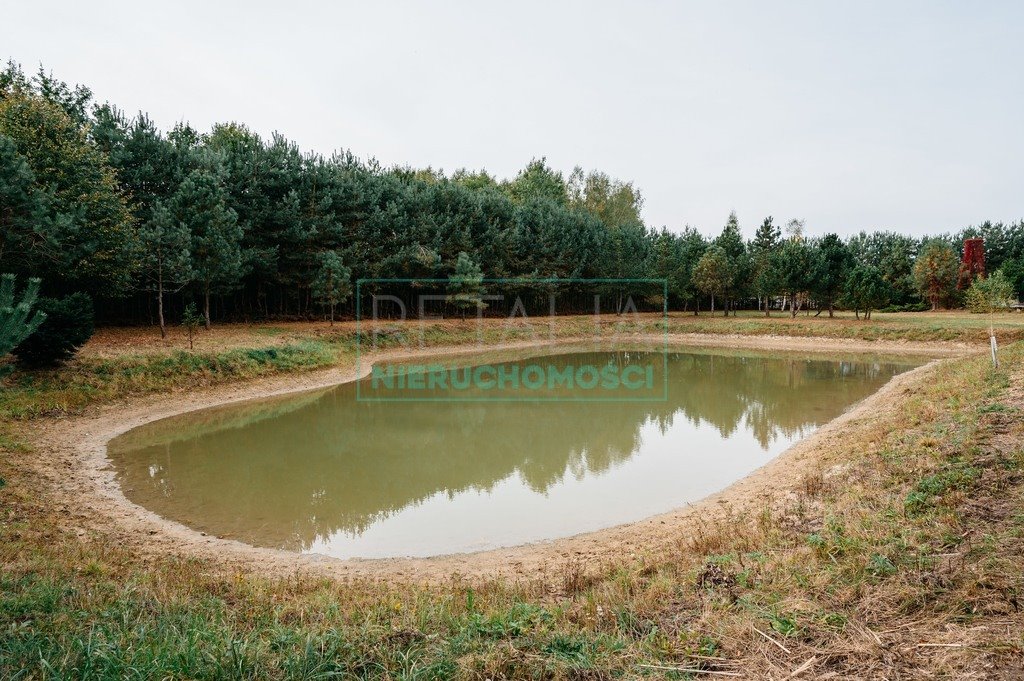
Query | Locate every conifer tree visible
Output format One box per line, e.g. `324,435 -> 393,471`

446,252 -> 486,319
140,201 -> 192,337
171,169 -> 242,328
0,273 -> 46,364
812,233 -> 852,317
844,265 -> 891,319
311,251 -> 352,325
0,91 -> 135,289
751,217 -> 782,314
778,239 -> 816,317
713,212 -> 748,316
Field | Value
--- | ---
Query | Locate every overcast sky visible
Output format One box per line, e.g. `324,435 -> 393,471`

3,0 -> 1022,238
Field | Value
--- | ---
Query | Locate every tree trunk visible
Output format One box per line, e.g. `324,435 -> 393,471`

157,270 -> 166,339
204,282 -> 211,330
329,301 -> 335,326
710,295 -> 715,315
828,302 -> 834,318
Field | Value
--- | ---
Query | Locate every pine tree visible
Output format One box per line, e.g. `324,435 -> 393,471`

0,91 -> 136,289
0,273 -> 46,364
171,169 -> 242,328
812,233 -> 852,317
713,211 -> 748,316
676,227 -> 708,315
180,302 -> 202,349
843,265 -> 891,319
778,239 -> 816,317
446,252 -> 486,319
751,217 -> 782,315
752,216 -> 781,255
311,251 -> 351,325
140,201 -> 192,337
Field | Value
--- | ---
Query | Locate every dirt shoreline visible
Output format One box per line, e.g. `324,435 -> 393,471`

27,334 -> 975,583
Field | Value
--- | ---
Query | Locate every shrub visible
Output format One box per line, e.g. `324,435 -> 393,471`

13,293 -> 94,367
878,301 -> 930,313
181,302 -> 203,349
964,271 -> 1015,313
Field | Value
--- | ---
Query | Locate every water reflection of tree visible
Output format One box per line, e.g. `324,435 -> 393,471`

111,352 -> 909,552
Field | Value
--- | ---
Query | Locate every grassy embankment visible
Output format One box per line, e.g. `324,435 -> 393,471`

1,313 -> 1023,677
3,310 -> 1022,429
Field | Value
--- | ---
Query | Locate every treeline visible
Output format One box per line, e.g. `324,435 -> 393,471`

2,62 -> 1023,333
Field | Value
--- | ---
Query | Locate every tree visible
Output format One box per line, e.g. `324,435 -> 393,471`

751,217 -> 782,315
843,265 -> 890,319
812,234 -> 852,317
785,218 -> 805,241
181,302 -> 202,349
964,271 -> 1015,313
602,222 -> 650,313
0,91 -> 137,289
752,216 -> 782,255
446,251 -> 486,319
676,228 -> 708,314
848,231 -> 919,305
452,168 -> 500,192
13,293 -> 94,367
1000,257 -> 1024,300
0,135 -> 50,274
0,273 -> 46,364
567,167 -> 644,228
777,239 -> 816,317
505,158 -> 568,205
171,168 -> 242,328
753,252 -> 785,317
913,241 -> 959,310
692,248 -> 732,315
311,251 -> 351,325
713,212 -> 748,316
140,201 -> 192,337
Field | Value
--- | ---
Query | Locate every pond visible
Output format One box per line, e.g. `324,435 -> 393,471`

108,349 -> 918,559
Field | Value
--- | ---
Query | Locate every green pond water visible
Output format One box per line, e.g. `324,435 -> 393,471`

108,349 -> 918,559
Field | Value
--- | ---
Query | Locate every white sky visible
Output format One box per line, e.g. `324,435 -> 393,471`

3,0 -> 1022,238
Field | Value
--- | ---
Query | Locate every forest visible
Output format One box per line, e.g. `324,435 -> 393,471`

2,62 -> 1024,336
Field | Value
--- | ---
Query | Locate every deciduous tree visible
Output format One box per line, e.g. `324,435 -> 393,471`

913,241 -> 959,310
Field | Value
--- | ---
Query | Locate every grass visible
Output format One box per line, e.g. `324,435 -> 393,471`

1,318 -> 1023,677
5,310 -> 1022,421
665,309 -> 1024,343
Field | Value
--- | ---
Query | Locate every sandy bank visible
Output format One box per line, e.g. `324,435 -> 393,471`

24,334 -> 973,583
